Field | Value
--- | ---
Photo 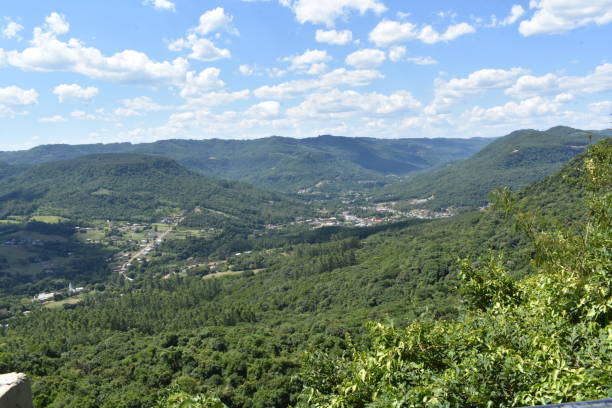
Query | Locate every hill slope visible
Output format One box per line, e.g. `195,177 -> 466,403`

0,153 -> 305,225
0,136 -> 492,192
3,142 -> 604,408
380,126 -> 605,209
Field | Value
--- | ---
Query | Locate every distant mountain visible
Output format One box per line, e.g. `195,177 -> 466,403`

0,136 -> 493,192
380,126 -> 607,209
0,153 -> 306,225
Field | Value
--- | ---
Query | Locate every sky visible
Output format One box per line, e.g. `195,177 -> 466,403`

0,0 -> 611,150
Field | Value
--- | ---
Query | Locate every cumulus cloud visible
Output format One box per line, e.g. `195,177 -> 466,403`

370,19 -> 475,46
427,67 -> 528,114
418,22 -> 476,44
1,13 -> 189,85
2,21 -> 24,39
488,5 -> 526,27
143,0 -> 176,12
315,29 -> 353,44
369,20 -> 418,47
39,115 -> 67,123
253,68 -> 383,99
505,63 -> 612,98
181,90 -> 251,107
466,96 -> 562,123
589,100 -> 612,114
180,67 -> 226,99
519,0 -> 612,35
287,88 -> 421,119
246,100 -> 281,117
407,56 -> 438,65
0,85 -> 39,106
169,34 -> 231,61
388,46 -> 406,62
167,8 -> 236,62
283,49 -> 331,74
194,7 -> 239,36
345,48 -> 385,68
53,83 -> 99,102
281,0 -> 387,27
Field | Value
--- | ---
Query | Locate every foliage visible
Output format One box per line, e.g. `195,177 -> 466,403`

298,140 -> 611,407
381,126 -> 606,210
0,136 -> 492,193
0,139 -> 607,407
0,153 -> 307,225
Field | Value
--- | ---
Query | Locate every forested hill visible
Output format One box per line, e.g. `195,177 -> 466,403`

379,126 -> 606,210
0,153 -> 306,225
0,135 -> 492,192
2,143 -> 606,408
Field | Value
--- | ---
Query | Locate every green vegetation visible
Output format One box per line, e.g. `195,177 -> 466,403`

299,139 -> 611,407
381,126 -> 606,210
0,135 -> 492,193
0,137 -> 606,407
0,153 -> 308,226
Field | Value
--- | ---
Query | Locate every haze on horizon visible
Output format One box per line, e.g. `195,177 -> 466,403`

1,0 -> 611,150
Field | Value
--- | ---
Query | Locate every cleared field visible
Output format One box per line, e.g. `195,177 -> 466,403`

44,295 -> 84,309
30,215 -> 69,223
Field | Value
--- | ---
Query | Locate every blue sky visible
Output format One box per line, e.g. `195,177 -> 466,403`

0,0 -> 611,150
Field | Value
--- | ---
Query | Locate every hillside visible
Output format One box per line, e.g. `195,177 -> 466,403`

0,136 -> 492,193
1,142 -> 604,408
0,154 -> 306,225
380,126 -> 605,210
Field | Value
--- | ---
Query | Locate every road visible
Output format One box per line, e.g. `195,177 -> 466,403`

118,216 -> 183,280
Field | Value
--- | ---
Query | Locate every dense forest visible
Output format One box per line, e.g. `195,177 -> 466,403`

0,154 -> 308,225
0,135 -> 492,193
0,138 -> 607,408
380,126 -> 606,210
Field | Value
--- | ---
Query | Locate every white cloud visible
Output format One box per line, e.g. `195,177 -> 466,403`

253,68 -> 383,99
180,67 -> 225,98
369,20 -> 418,47
502,5 -> 526,25
2,21 -> 24,39
70,110 -> 97,120
407,56 -> 438,65
2,13 -> 189,85
287,88 -> 420,119
370,19 -> 475,46
520,0 -> 612,35
121,96 -> 164,111
315,29 -> 353,45
194,7 -> 239,36
143,0 -> 176,12
0,85 -> 39,106
239,64 -> 255,76
589,100 -> 612,114
114,108 -> 142,117
169,34 -> 231,61
39,115 -> 67,123
388,46 -> 406,62
283,49 -> 331,74
418,22 -> 476,44
246,101 -> 281,117
505,63 -> 612,98
466,96 -> 562,123
427,67 -> 528,113
181,90 -> 251,107
44,12 -> 69,35
281,0 -> 387,27
345,48 -> 385,68
488,5 -> 526,27
53,83 -> 99,102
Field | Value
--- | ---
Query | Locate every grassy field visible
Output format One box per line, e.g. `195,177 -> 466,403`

44,294 -> 86,309
30,215 -> 69,223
